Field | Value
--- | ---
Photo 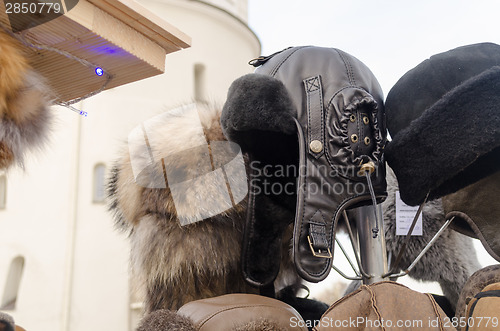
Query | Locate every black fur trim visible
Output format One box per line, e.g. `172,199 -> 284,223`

386,43 -> 500,138
386,66 -> 500,205
431,294 -> 455,318
221,73 -> 296,146
223,73 -> 300,287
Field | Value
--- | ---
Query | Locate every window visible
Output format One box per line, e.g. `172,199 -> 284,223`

1,256 -> 25,310
93,163 -> 106,203
0,174 -> 5,209
194,63 -> 206,102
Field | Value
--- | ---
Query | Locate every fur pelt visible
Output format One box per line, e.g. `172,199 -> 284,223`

344,168 -> 481,312
135,309 -> 288,331
136,309 -> 196,331
234,319 -> 288,331
107,104 -> 300,315
0,30 -> 52,170
383,168 -> 481,309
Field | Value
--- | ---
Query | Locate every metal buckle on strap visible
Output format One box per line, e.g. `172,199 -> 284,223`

307,235 -> 332,259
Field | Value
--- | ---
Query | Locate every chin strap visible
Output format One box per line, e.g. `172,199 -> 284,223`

359,161 -> 380,238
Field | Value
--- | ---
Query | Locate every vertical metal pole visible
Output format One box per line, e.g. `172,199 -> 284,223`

353,204 -> 389,284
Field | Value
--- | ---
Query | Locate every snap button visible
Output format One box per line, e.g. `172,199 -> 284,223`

309,140 -> 323,153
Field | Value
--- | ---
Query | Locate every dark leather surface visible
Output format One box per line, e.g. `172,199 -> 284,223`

255,47 -> 387,282
178,293 -> 308,331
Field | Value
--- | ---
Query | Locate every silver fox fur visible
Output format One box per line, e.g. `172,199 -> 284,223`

107,104 -> 298,315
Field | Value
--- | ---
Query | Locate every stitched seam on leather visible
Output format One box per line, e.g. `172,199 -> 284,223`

355,108 -> 361,155
270,46 -> 309,77
425,293 -> 445,331
197,304 -> 294,328
299,164 -> 329,277
319,77 -> 324,156
299,160 -> 308,273
305,76 -> 325,159
365,285 -> 386,331
335,49 -> 356,86
307,80 -> 312,148
326,86 -> 371,110
323,105 -> 335,166
334,48 -> 351,84
242,168 -> 258,283
298,157 -> 307,274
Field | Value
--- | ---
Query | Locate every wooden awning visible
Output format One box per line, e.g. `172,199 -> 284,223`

0,0 -> 191,103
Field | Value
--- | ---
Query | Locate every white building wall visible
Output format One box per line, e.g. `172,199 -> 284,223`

0,0 -> 260,330
0,108 -> 80,331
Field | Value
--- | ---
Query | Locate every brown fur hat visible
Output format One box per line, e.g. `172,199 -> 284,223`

0,30 -> 53,169
107,104 -> 261,313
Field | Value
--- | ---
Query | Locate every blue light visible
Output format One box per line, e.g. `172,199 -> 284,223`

95,67 -> 104,76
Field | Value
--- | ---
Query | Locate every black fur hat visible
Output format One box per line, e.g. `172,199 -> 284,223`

385,43 -> 500,206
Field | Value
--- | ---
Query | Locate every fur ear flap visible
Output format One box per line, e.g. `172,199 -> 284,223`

222,74 -> 299,288
0,30 -> 53,170
221,73 -> 296,145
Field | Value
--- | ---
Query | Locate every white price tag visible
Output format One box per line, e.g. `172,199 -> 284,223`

395,191 -> 422,236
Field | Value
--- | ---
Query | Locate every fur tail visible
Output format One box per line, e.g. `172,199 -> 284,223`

0,30 -> 53,169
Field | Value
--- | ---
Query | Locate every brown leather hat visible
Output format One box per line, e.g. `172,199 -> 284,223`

315,281 -> 454,331
177,293 -> 308,331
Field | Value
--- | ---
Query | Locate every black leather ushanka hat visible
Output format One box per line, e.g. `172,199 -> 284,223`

222,46 -> 387,285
